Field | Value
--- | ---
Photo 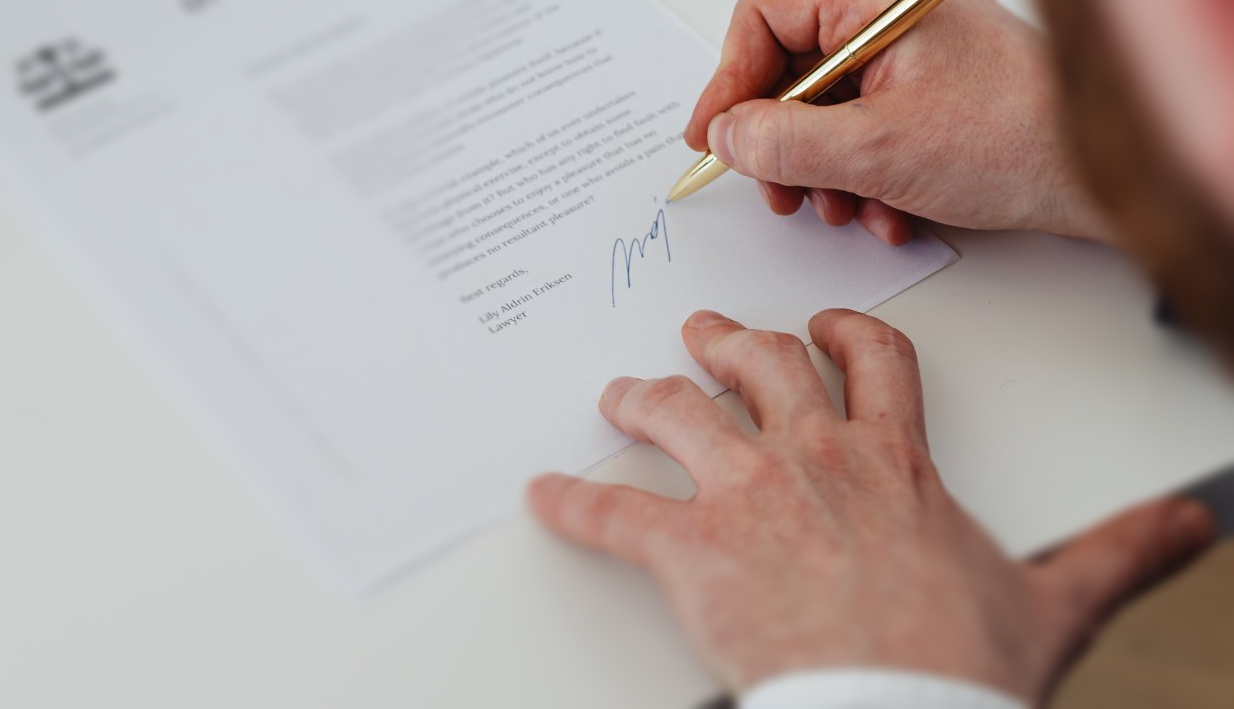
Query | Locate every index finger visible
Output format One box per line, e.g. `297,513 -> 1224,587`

684,0 -> 890,151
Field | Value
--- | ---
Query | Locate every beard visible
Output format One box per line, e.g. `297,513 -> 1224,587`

1039,0 -> 1234,363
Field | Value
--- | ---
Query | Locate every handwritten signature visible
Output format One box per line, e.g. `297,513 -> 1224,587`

611,208 -> 671,308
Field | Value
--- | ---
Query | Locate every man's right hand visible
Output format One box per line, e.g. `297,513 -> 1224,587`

686,0 -> 1110,245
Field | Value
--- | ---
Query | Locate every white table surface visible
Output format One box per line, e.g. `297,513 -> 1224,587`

3,1 -> 1233,707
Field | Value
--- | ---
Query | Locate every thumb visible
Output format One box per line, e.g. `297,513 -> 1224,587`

707,98 -> 887,191
1033,498 -> 1216,638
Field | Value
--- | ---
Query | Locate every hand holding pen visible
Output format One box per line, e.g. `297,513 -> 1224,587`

675,0 -> 1112,245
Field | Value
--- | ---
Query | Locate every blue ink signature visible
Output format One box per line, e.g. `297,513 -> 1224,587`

611,208 -> 671,308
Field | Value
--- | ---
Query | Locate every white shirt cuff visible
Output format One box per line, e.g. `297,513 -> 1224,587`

741,670 -> 1028,709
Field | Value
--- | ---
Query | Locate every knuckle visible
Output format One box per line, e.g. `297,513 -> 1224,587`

565,484 -> 644,553
838,422 -> 936,490
560,484 -> 616,540
746,106 -> 789,181
732,329 -> 804,356
714,330 -> 806,384
742,449 -> 793,488
866,323 -> 919,363
798,435 -> 847,473
715,61 -> 754,97
582,487 -> 621,524
886,424 -> 928,463
698,445 -> 784,494
598,500 -> 635,549
882,424 -> 937,486
633,375 -> 694,414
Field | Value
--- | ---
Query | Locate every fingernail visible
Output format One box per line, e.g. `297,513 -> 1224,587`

708,112 -> 736,166
601,377 -> 639,401
687,310 -> 729,330
1171,500 -> 1217,547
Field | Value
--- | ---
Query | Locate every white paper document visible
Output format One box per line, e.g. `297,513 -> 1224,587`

0,0 -> 957,591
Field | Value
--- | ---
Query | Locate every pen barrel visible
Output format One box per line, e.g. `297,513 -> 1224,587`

777,0 -> 946,106
777,47 -> 855,105
671,0 -> 945,202
848,0 -> 947,64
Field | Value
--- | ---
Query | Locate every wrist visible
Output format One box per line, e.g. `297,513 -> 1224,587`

1035,161 -> 1117,242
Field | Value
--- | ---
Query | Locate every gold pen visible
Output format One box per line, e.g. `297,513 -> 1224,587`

667,0 -> 947,203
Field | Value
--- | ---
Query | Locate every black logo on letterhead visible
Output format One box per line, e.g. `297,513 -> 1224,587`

17,40 -> 115,112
